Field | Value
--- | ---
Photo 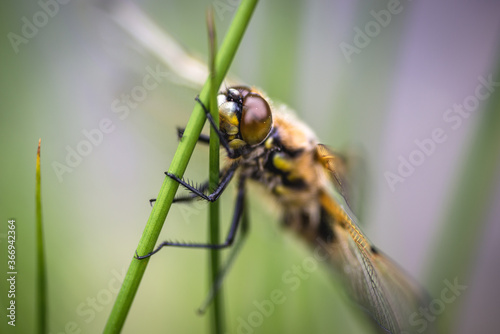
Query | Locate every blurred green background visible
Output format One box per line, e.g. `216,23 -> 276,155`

1,0 -> 499,333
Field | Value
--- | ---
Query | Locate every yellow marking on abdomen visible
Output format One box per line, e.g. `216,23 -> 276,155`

319,191 -> 370,251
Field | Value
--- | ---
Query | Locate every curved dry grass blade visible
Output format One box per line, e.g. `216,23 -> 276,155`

105,0 -> 240,89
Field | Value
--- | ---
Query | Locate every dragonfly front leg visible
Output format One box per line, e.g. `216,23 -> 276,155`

165,161 -> 239,202
149,180 -> 210,206
135,176 -> 247,259
148,163 -> 239,205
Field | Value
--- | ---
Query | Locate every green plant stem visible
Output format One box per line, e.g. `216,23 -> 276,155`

35,139 -> 47,334
104,1 -> 258,332
206,8 -> 225,334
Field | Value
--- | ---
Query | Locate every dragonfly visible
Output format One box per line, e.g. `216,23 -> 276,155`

136,85 -> 434,333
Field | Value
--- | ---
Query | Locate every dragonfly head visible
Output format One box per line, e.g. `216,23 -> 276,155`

217,86 -> 273,150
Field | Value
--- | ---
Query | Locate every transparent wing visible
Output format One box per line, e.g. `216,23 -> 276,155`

318,187 -> 434,334
316,144 -> 352,206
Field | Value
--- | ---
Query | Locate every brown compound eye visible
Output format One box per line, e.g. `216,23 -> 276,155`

240,93 -> 273,146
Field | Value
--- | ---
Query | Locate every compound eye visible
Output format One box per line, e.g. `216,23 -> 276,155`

232,86 -> 252,98
240,94 -> 272,146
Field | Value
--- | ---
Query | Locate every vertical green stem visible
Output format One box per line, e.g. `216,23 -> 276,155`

103,1 -> 259,332
207,8 -> 225,334
35,139 -> 47,334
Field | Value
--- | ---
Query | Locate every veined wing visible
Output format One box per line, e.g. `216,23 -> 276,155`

316,144 -> 352,207
319,192 -> 431,333
316,144 -> 433,333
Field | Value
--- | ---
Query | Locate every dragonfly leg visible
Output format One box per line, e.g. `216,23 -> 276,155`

148,163 -> 239,206
149,180 -> 209,206
165,161 -> 239,202
136,176 -> 246,259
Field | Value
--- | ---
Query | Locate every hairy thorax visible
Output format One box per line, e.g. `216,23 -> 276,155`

232,109 -> 329,240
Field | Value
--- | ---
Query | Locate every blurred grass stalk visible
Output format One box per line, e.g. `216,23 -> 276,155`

35,139 -> 47,334
103,0 -> 259,332
206,7 -> 224,334
428,49 -> 500,332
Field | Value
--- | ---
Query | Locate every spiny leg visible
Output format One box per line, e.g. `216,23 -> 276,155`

149,163 -> 238,206
149,123 -> 219,206
165,161 -> 239,202
135,176 -> 247,259
150,94 -> 238,207
172,181 -> 209,203
149,181 -> 209,206
155,94 -> 238,207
